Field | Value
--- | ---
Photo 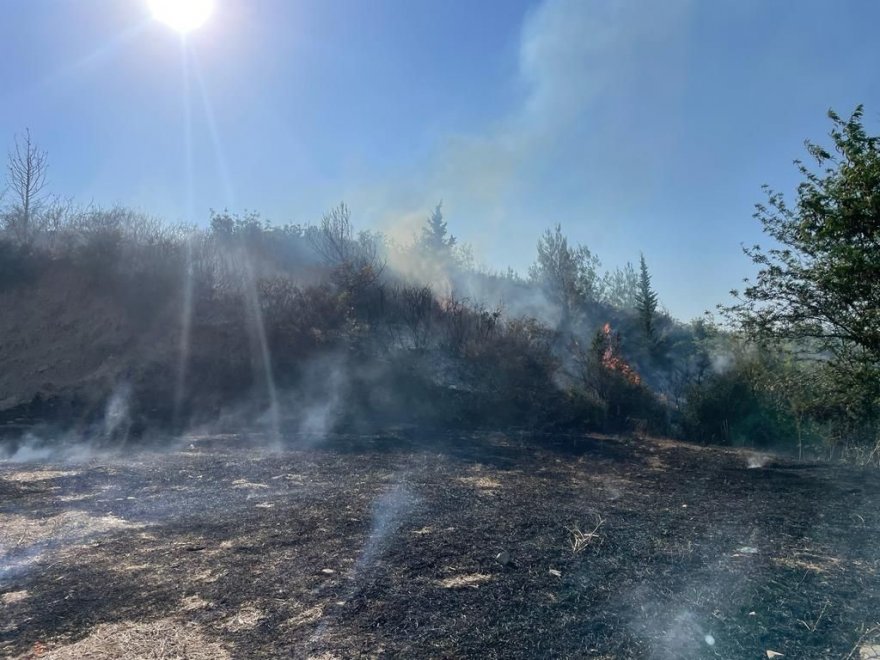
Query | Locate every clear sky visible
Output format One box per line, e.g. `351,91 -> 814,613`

2,0 -> 879,319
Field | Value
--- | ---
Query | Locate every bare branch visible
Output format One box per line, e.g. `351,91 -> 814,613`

5,128 -> 49,242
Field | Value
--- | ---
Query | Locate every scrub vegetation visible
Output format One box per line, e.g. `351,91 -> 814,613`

1,108 -> 880,660
2,107 -> 878,462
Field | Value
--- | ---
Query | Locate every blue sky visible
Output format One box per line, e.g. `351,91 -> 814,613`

2,0 -> 879,319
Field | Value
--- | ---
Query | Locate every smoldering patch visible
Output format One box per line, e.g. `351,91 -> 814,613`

746,453 -> 771,469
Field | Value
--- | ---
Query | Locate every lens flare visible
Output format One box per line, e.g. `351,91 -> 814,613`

149,0 -> 215,34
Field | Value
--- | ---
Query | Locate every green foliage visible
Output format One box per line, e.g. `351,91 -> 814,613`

419,201 -> 456,258
727,105 -> 880,363
723,106 -> 880,457
3,118 -> 878,458
805,357 -> 880,459
601,262 -> 639,309
678,332 -> 880,459
568,324 -> 666,434
529,224 -> 601,328
635,253 -> 658,342
680,341 -> 796,447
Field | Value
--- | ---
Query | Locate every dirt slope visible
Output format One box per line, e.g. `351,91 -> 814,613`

0,263 -> 181,424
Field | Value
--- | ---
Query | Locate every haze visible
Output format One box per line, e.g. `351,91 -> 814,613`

3,0 -> 879,319
3,2 -> 880,658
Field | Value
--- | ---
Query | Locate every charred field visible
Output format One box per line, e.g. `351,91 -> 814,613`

1,432 -> 879,660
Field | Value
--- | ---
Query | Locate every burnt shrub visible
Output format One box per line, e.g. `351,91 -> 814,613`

0,238 -> 39,289
461,317 -> 563,427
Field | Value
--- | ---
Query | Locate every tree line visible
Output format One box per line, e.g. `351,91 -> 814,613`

1,107 -> 877,462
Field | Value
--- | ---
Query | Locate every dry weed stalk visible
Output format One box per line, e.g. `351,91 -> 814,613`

566,515 -> 605,554
798,599 -> 830,632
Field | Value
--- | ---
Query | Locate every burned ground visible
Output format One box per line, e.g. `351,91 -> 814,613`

1,433 -> 879,659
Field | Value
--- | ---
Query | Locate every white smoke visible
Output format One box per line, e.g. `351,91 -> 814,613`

104,383 -> 132,438
346,0 -> 694,270
746,453 -> 770,469
1,383 -> 136,463
710,351 -> 734,374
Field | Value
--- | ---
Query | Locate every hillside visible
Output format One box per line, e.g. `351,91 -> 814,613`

0,257 -> 184,431
0,215 -> 596,442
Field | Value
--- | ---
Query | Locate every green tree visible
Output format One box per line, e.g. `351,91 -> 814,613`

724,106 -> 880,458
635,253 -> 658,341
601,262 -> 639,309
727,106 -> 880,364
528,224 -> 601,329
419,202 -> 456,258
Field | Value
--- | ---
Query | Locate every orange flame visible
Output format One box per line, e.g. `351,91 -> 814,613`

599,323 -> 641,385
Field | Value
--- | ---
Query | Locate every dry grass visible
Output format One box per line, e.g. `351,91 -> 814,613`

33,618 -> 230,659
230,479 -> 270,490
457,475 -> 502,491
646,455 -> 668,471
2,470 -> 78,483
286,604 -> 325,628
844,624 -> 880,660
190,568 -> 224,584
55,493 -> 97,503
179,595 -> 211,611
0,512 -> 140,549
861,644 -> 880,659
566,515 -> 604,554
2,434 -> 879,659
2,590 -> 29,606
439,573 -> 493,589
773,550 -> 842,574
221,605 -> 265,632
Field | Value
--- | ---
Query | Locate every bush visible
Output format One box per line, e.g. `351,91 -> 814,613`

0,238 -> 38,289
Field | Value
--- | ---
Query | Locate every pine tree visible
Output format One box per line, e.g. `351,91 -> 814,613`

635,253 -> 658,341
420,202 -> 456,257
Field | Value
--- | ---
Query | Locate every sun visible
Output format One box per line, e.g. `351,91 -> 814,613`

149,0 -> 215,34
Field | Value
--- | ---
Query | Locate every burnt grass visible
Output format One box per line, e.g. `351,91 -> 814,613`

2,432 -> 880,659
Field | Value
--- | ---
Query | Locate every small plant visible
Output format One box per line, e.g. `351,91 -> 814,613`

566,515 -> 604,554
798,600 -> 830,633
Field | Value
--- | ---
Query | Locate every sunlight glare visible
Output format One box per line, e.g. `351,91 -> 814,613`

149,0 -> 215,34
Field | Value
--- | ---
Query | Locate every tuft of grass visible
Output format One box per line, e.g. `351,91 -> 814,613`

565,515 -> 604,554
